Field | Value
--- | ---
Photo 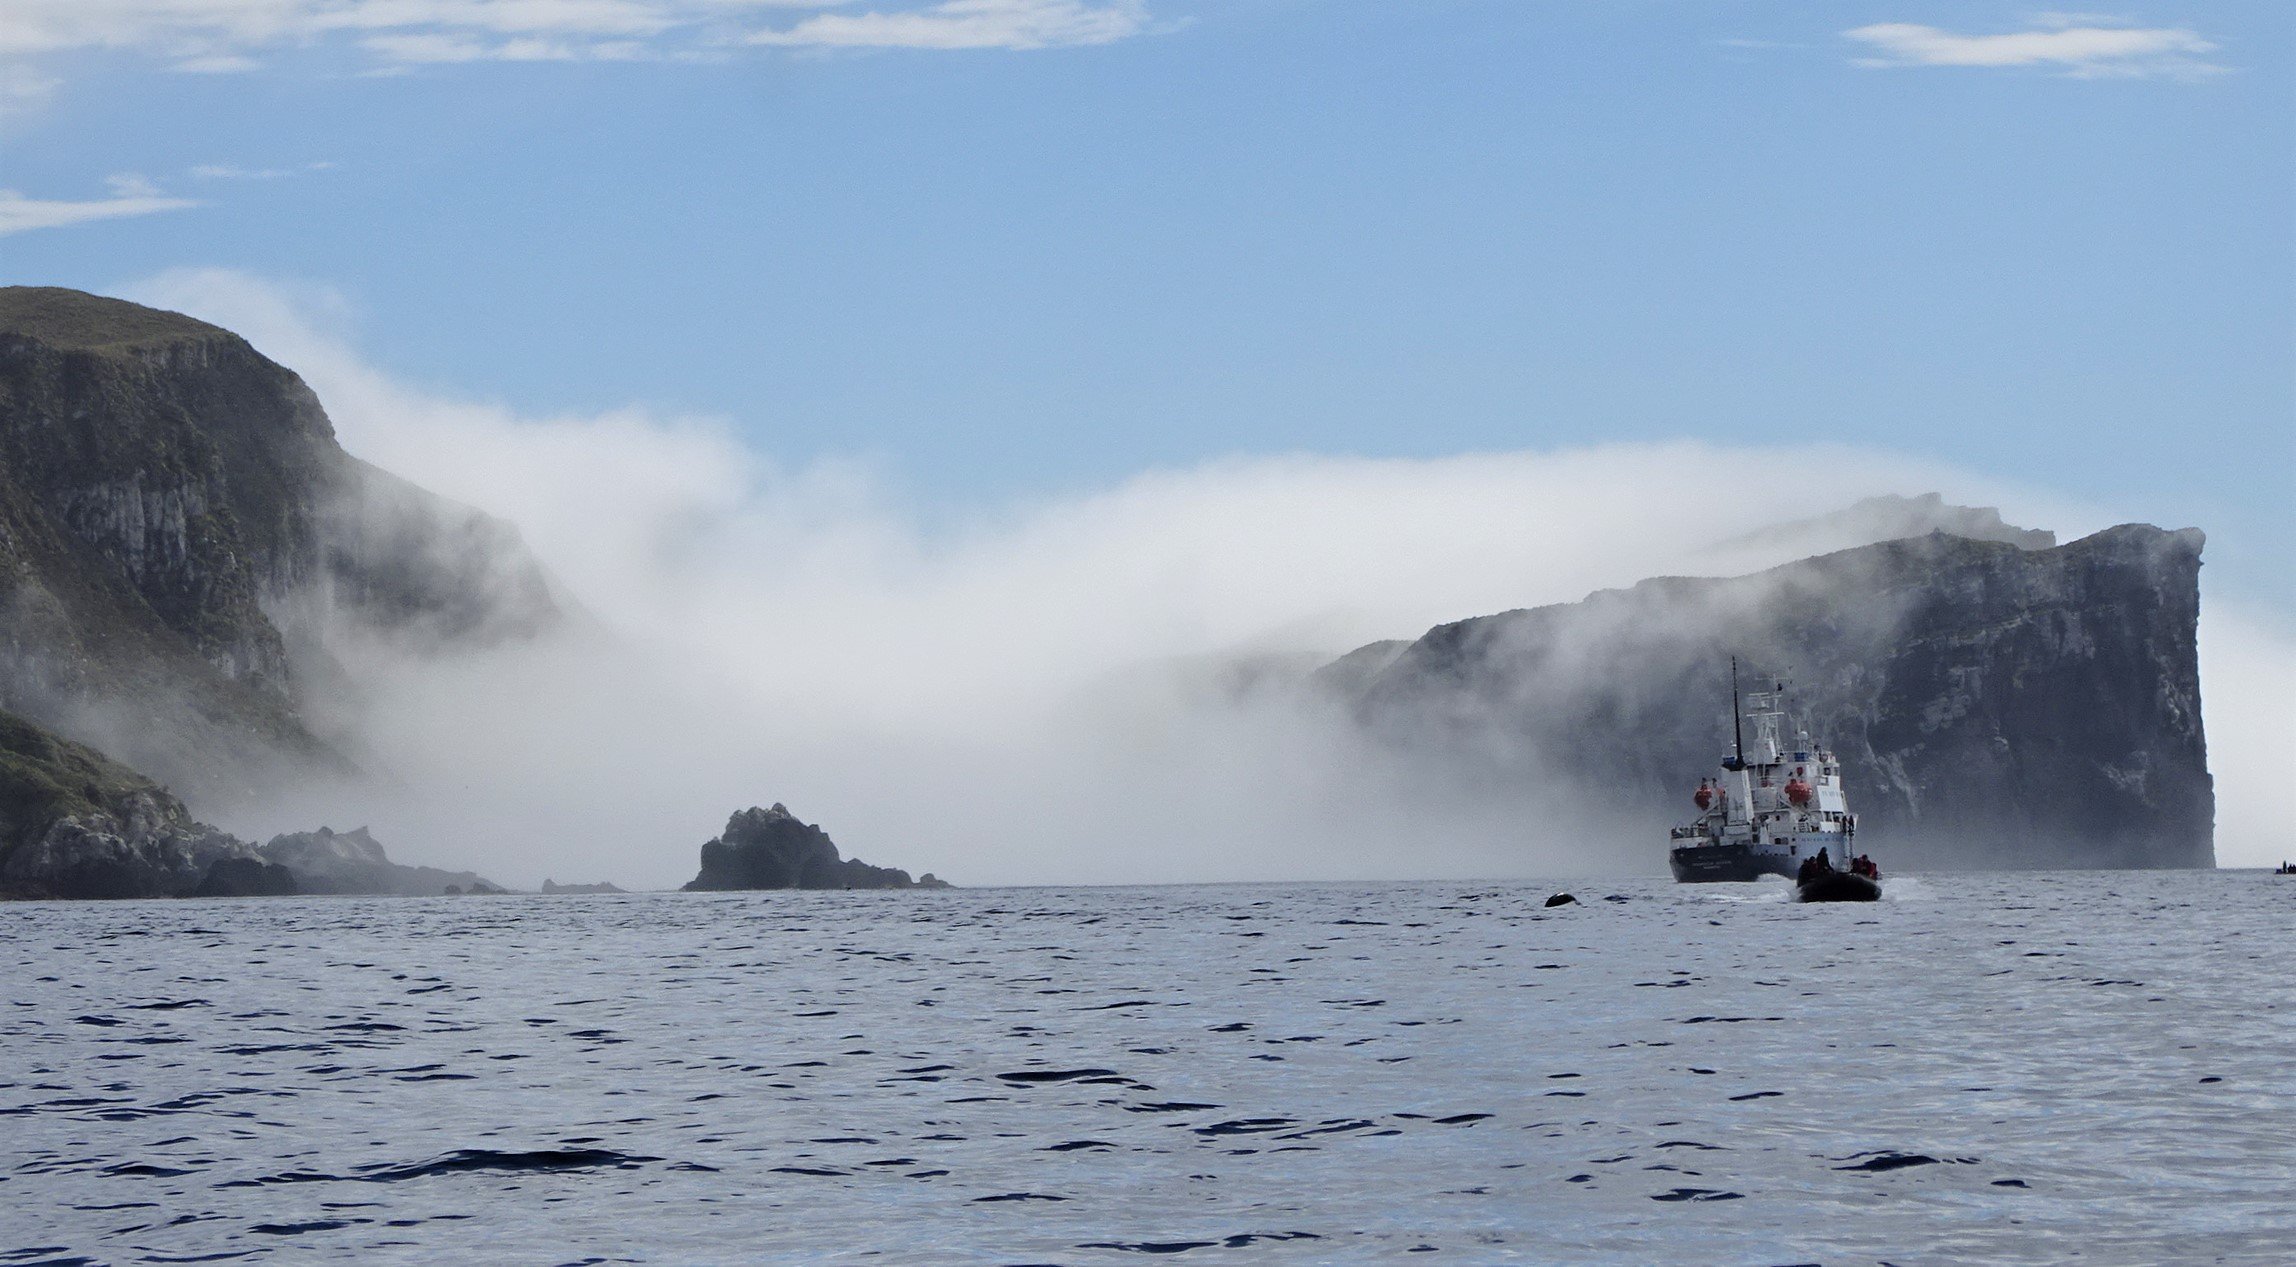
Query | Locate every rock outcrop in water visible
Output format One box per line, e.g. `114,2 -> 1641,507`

1328,524 -> 2212,871
0,286 -> 562,810
540,879 -> 626,894
683,804 -> 946,891
259,826 -> 500,896
0,708 -> 262,899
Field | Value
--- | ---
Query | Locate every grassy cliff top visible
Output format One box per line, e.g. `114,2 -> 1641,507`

0,286 -> 233,354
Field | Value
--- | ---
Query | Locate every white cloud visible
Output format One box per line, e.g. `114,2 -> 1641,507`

0,0 -> 1159,111
1845,19 -> 2224,78
750,0 -> 1147,50
190,160 -> 337,180
104,171 -> 164,198
0,175 -> 198,235
0,66 -> 62,120
171,52 -> 265,73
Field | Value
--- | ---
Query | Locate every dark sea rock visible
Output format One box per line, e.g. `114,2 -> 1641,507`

192,856 -> 300,897
683,804 -> 939,891
1328,525 -> 2211,871
260,826 -> 500,897
0,286 -> 562,812
1,708 -> 258,899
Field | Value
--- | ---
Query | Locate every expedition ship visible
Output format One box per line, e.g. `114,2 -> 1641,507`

1668,662 -> 1863,885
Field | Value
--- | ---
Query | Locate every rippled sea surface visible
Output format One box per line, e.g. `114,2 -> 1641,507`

4,873 -> 2290,1265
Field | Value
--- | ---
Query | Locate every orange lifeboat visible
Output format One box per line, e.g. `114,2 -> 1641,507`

1693,781 -> 1715,810
1784,777 -> 1813,807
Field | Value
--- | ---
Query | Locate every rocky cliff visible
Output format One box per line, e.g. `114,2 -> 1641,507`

1,715 -> 503,900
0,286 -> 561,809
0,708 -> 260,899
1329,525 -> 2212,871
260,826 -> 499,896
683,804 -> 945,891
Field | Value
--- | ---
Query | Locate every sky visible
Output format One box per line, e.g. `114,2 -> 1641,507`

0,1 -> 2290,876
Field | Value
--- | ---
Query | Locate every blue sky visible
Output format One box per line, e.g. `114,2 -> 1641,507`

3,0 -> 2290,607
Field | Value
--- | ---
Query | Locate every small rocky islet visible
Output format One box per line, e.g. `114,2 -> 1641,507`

684,804 -> 947,892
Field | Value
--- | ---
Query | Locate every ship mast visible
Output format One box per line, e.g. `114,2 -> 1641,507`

1726,656 -> 1745,771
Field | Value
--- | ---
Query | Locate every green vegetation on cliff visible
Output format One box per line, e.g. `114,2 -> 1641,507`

0,708 -> 162,850
0,706 -> 262,900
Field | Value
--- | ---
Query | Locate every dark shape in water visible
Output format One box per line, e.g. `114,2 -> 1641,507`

1835,1151 -> 1940,1172
1649,1187 -> 1744,1201
360,1147 -> 656,1182
251,1218 -> 369,1235
997,1068 -> 1124,1084
1796,866 -> 1881,903
1544,892 -> 1577,907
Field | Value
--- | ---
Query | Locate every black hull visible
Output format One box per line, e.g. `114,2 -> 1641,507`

1796,872 -> 1881,903
1669,843 -> 1795,883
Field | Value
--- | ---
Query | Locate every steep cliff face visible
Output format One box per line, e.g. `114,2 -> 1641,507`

0,286 -> 562,807
684,804 -> 941,891
1333,526 -> 2212,871
0,709 -> 258,899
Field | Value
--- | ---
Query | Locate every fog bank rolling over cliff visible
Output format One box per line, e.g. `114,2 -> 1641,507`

0,286 -> 565,813
117,270 -> 2293,883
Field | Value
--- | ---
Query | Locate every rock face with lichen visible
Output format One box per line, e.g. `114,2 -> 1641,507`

0,286 -> 562,812
683,804 -> 944,891
1327,524 -> 2212,871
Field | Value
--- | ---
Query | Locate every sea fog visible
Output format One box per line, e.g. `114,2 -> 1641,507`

109,272 -> 2296,889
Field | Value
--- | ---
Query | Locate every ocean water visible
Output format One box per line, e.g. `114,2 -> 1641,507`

3,873 -> 2289,1266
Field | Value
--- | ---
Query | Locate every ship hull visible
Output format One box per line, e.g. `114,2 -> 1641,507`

1668,842 -> 1796,883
